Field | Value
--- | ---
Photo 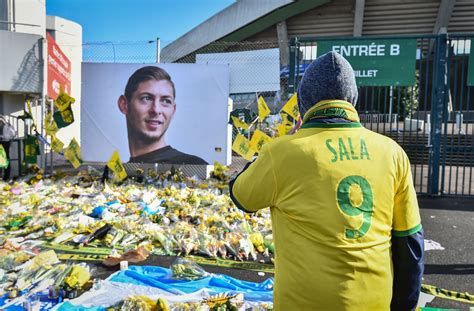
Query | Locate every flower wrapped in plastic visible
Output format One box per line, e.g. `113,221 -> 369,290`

169,257 -> 209,281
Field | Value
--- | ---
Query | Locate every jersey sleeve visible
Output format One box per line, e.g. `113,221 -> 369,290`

229,144 -> 277,213
392,149 -> 422,237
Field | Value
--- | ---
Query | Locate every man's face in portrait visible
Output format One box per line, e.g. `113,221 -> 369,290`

119,79 -> 176,143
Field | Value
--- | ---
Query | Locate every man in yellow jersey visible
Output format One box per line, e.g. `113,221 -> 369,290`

229,52 -> 423,311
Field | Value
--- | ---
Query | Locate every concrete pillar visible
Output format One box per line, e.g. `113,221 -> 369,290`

277,20 -> 289,67
353,0 -> 365,37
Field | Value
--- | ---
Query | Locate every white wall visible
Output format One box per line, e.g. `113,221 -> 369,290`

10,0 -> 46,36
46,16 -> 82,145
0,1 -> 83,174
0,30 -> 43,93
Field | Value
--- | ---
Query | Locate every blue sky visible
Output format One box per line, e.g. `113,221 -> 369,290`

46,0 -> 235,45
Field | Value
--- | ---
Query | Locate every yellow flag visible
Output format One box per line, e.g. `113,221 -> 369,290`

64,138 -> 82,168
277,124 -> 287,137
232,134 -> 255,161
280,113 -> 292,126
277,122 -> 293,137
55,90 -> 75,112
281,93 -> 299,120
257,96 -> 270,121
25,100 -> 39,131
231,116 -> 249,130
250,129 -> 272,152
50,135 -> 64,153
45,112 -> 59,136
107,150 -> 127,181
26,100 -> 33,115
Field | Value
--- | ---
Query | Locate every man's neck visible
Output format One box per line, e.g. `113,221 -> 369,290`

129,135 -> 168,158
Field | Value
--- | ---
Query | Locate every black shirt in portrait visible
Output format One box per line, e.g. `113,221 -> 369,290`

129,145 -> 208,165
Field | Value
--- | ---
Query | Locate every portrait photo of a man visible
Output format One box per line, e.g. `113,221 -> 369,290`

81,62 -> 230,165
117,66 -> 207,164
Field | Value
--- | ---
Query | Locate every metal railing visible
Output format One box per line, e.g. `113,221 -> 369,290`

290,33 -> 474,196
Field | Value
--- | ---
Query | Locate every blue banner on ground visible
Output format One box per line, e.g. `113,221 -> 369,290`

109,265 -> 273,301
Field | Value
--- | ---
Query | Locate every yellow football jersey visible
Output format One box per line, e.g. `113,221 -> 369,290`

231,121 -> 421,311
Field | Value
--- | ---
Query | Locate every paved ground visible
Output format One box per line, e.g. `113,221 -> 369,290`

418,196 -> 474,309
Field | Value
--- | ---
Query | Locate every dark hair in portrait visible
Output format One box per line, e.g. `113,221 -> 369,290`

124,66 -> 176,101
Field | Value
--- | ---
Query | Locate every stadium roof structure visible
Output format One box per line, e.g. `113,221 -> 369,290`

161,0 -> 330,62
161,0 -> 473,63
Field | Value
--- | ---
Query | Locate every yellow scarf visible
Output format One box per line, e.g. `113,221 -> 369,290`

302,100 -> 360,123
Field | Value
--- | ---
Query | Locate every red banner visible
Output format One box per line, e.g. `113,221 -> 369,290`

47,33 -> 71,99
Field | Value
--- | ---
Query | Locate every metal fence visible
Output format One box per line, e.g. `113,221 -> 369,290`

8,35 -> 471,197
83,40 -> 158,63
290,34 -> 474,196
1,96 -> 45,178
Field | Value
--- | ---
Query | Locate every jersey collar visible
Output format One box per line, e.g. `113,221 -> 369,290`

301,100 -> 362,129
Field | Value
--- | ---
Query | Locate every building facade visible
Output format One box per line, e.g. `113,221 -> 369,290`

0,0 -> 82,175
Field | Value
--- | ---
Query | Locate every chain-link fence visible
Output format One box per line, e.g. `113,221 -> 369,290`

83,40 -> 158,63
83,40 -> 291,115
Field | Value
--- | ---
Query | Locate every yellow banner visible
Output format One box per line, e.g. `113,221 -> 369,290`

50,135 -> 64,153
55,90 -> 75,112
257,96 -> 270,122
281,93 -> 299,120
107,150 -> 127,181
57,253 -> 108,261
250,129 -> 272,152
45,112 -> 59,136
232,134 -> 255,161
231,116 -> 249,130
420,284 -> 473,304
64,138 -> 82,168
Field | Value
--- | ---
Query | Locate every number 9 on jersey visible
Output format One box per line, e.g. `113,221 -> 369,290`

336,175 -> 374,239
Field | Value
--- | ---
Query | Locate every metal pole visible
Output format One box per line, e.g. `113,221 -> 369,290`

429,33 -> 448,195
156,37 -> 161,63
39,96 -> 45,169
40,36 -> 47,171
49,99 -> 54,175
288,37 -> 298,95
388,86 -> 393,127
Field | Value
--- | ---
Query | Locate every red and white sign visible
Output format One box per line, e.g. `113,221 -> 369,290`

47,33 -> 71,99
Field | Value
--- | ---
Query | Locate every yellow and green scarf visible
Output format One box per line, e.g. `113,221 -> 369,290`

302,100 -> 360,124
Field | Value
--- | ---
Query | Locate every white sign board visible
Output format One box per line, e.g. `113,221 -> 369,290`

196,48 -> 280,94
81,63 -> 231,165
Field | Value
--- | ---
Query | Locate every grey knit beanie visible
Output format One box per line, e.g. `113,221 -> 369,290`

297,51 -> 358,118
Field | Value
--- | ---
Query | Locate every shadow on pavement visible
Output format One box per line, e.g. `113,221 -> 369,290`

424,264 -> 474,275
418,196 -> 474,212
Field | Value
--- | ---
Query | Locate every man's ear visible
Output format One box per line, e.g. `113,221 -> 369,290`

171,101 -> 177,118
118,95 -> 128,115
